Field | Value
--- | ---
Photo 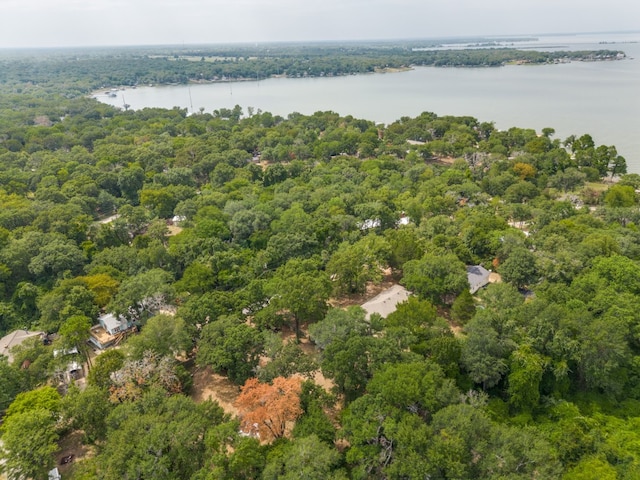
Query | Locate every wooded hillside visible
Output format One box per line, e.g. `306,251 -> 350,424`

0,61 -> 638,479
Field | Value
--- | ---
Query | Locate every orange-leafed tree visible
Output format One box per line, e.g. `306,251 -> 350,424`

235,376 -> 303,441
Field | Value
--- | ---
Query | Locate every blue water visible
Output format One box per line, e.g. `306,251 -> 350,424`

97,32 -> 640,171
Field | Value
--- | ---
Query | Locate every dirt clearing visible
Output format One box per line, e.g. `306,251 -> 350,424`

191,366 -> 241,416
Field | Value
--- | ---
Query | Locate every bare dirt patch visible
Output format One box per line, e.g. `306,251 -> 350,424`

488,272 -> 502,284
56,430 -> 95,476
167,224 -> 183,236
191,366 -> 241,416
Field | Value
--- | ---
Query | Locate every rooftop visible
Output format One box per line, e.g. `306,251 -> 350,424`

99,313 -> 126,334
467,265 -> 491,294
361,284 -> 411,319
0,330 -> 44,363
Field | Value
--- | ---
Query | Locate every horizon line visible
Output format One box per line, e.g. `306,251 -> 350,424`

1,29 -> 639,52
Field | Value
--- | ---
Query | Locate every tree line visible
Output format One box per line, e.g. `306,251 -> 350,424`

0,43 -> 624,96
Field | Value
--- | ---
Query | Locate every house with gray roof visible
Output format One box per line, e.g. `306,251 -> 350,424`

467,265 -> 491,294
361,284 -> 411,319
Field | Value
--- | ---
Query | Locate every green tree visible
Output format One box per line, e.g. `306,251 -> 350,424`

4,386 -> 61,421
321,335 -> 402,401
402,252 -> 469,305
257,341 -> 317,383
9,338 -> 56,389
385,296 -> 451,353
97,389 -> 225,479
107,268 -> 174,323
62,385 -> 112,443
262,435 -> 345,480
197,316 -> 264,384
28,237 -> 85,280
366,360 -> 459,418
173,261 -> 216,295
140,187 -> 179,218
479,424 -> 562,478
292,382 -> 337,444
503,180 -> 539,203
57,314 -> 92,368
507,345 -> 547,411
499,247 -> 538,289
564,456 -> 618,480
80,273 -> 120,307
341,392 -> 432,478
124,313 -> 191,359
37,281 -> 98,333
177,290 -> 240,334
461,315 -> 509,389
577,316 -> 630,395
604,184 -> 636,208
1,409 -> 59,480
0,356 -> 23,413
547,167 -> 586,192
308,306 -> 371,350
451,289 -> 476,324
196,422 -> 267,480
426,404 -> 494,479
117,165 -> 145,204
88,349 -> 125,389
267,258 -> 332,339
327,235 -> 390,294
384,226 -> 424,269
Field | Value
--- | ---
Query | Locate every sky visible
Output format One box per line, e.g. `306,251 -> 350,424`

0,0 -> 639,48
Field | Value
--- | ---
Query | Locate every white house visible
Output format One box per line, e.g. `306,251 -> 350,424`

98,313 -> 129,335
89,313 -> 133,350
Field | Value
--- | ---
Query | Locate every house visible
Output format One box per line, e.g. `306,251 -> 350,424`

361,284 -> 411,320
99,313 -> 129,335
467,265 -> 491,294
0,329 -> 44,363
89,313 -> 133,350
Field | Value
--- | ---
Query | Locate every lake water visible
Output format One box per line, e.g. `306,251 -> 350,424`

97,32 -> 640,172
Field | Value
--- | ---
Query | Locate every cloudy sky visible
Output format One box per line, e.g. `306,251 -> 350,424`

0,0 -> 638,48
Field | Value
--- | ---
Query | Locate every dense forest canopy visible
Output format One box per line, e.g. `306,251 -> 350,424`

0,40 -> 624,96
0,43 -> 637,479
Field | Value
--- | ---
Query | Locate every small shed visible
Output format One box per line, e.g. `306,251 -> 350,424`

467,265 -> 491,294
